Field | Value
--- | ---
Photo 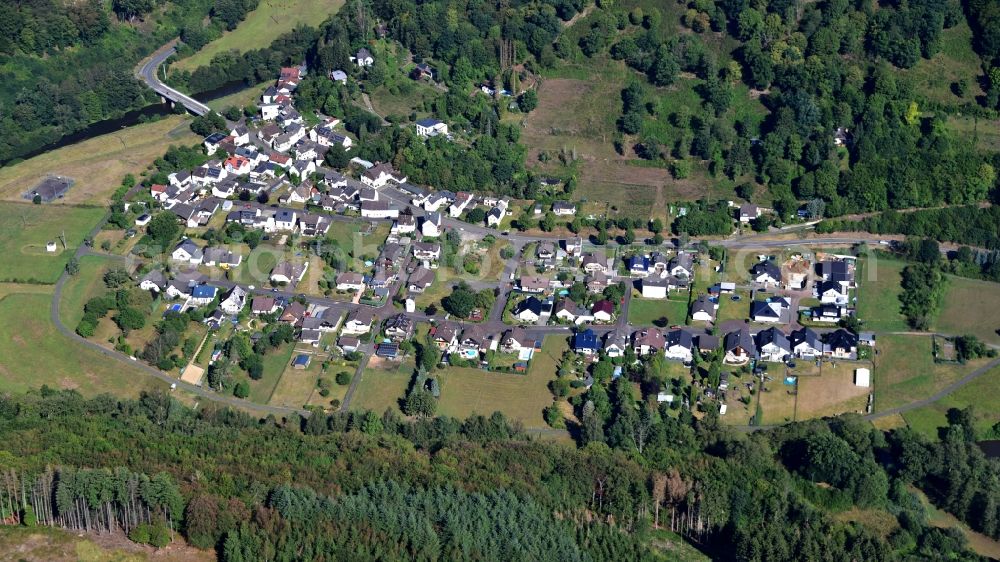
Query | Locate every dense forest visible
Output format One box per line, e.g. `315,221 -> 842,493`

0,388 -> 996,560
0,0 -> 261,164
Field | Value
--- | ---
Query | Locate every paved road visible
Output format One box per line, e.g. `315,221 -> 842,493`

136,43 -> 211,116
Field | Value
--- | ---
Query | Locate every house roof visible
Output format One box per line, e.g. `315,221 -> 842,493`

756,327 -> 790,352
515,296 -> 543,316
669,252 -> 694,273
434,321 -> 461,342
347,307 -> 375,325
633,328 -> 665,348
724,326 -> 756,355
281,301 -> 307,321
573,329 -> 599,350
666,329 -> 694,350
337,272 -> 365,285
825,329 -> 858,350
819,260 -> 852,283
416,118 -> 443,127
750,299 -> 781,319
691,295 -> 714,315
408,266 -> 435,287
175,239 -> 203,258
592,300 -> 614,315
751,260 -> 781,280
191,284 -> 217,299
697,334 -> 720,351
791,327 -> 822,350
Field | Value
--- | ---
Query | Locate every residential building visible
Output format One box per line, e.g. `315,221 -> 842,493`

343,308 -> 375,335
724,327 -> 756,364
641,277 -> 668,299
513,297 -> 543,323
633,328 -> 665,356
664,329 -> 694,362
756,327 -> 791,362
751,260 -> 782,286
573,329 -> 599,355
219,286 -> 248,315
415,118 -> 448,138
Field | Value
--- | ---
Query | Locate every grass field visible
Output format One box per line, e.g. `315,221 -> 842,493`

0,116 -> 197,206
58,255 -> 118,327
856,258 -> 908,333
900,21 -> 985,106
903,364 -> 1000,439
434,336 -> 567,428
350,358 -> 415,414
269,355 -> 349,409
0,525 -> 214,562
172,0 -> 346,72
206,83 -> 269,112
0,202 -> 105,283
876,334 -> 990,412
934,275 -> 1000,346
628,296 -> 688,326
248,342 -> 296,403
944,115 -> 1000,153
0,293 -> 165,397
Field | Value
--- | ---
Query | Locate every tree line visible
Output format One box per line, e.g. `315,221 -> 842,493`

0,386 -> 995,560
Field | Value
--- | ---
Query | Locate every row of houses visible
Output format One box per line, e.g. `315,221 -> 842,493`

723,326 -> 872,365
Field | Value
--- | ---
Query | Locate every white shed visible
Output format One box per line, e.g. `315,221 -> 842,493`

854,367 -> 871,388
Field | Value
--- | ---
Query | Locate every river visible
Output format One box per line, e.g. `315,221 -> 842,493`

2,80 -> 257,166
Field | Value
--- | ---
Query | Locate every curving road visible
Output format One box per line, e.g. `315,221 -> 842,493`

136,43 -> 211,116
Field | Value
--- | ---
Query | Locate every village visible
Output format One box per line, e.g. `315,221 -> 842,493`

81,58 -> 883,426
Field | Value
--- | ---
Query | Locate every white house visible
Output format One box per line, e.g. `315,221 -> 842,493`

274,210 -> 297,231
751,260 -> 781,286
641,277 -> 668,299
360,200 -> 399,219
664,330 -> 694,363
816,280 -> 849,305
690,295 -> 716,322
171,239 -> 203,265
354,48 -> 374,68
260,103 -> 281,120
361,163 -> 407,188
448,192 -> 473,218
756,327 -> 791,363
421,212 -> 443,237
342,308 -> 375,335
412,242 -> 441,261
219,286 -> 248,315
486,200 -> 508,227
270,261 -> 308,285
513,297 -> 543,323
336,272 -> 366,292
415,118 -> 449,138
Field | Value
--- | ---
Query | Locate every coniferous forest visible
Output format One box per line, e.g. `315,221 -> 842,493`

0,388 -> 995,561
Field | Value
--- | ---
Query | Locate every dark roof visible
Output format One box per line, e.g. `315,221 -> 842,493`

751,260 -> 781,281
750,300 -> 780,319
825,329 -> 858,350
415,118 -> 443,127
515,296 -> 543,316
592,300 -> 614,315
691,295 -> 714,315
755,327 -> 790,352
790,327 -> 822,350
666,329 -> 693,349
724,327 -> 756,355
573,329 -> 599,350
820,260 -> 852,283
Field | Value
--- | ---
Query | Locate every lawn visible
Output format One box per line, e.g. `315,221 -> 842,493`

58,255 -> 118,327
269,356 -> 349,409
934,275 -> 1000,346
876,334 -> 990,412
0,202 -> 106,283
207,83 -> 270,112
0,116 -> 197,206
0,293 -> 166,397
903,364 -> 1000,440
172,0 -> 346,72
628,296 -> 689,326
236,245 -> 281,286
435,336 -> 568,428
856,258 -> 908,333
349,358 -> 416,414
714,290 -> 751,326
247,342 -> 296,403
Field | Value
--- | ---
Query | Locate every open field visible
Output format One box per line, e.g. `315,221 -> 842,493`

903,364 -> 1000,439
795,362 -> 871,419
435,336 -> 567,428
206,83 -> 269,112
248,342 -> 296,403
0,202 -> 106,283
934,275 -> 1000,346
856,258 -> 908,333
0,116 -> 197,206
268,354 -> 349,409
944,115 -> 1000,153
0,282 -> 52,302
628,296 -> 688,326
0,293 -> 165,396
172,0 -> 346,72
900,21 -> 985,106
350,358 -> 415,414
876,334 -> 990,411
58,255 -> 118,327
0,525 -> 215,562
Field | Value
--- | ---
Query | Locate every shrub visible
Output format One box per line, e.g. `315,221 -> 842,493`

336,372 -> 352,385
